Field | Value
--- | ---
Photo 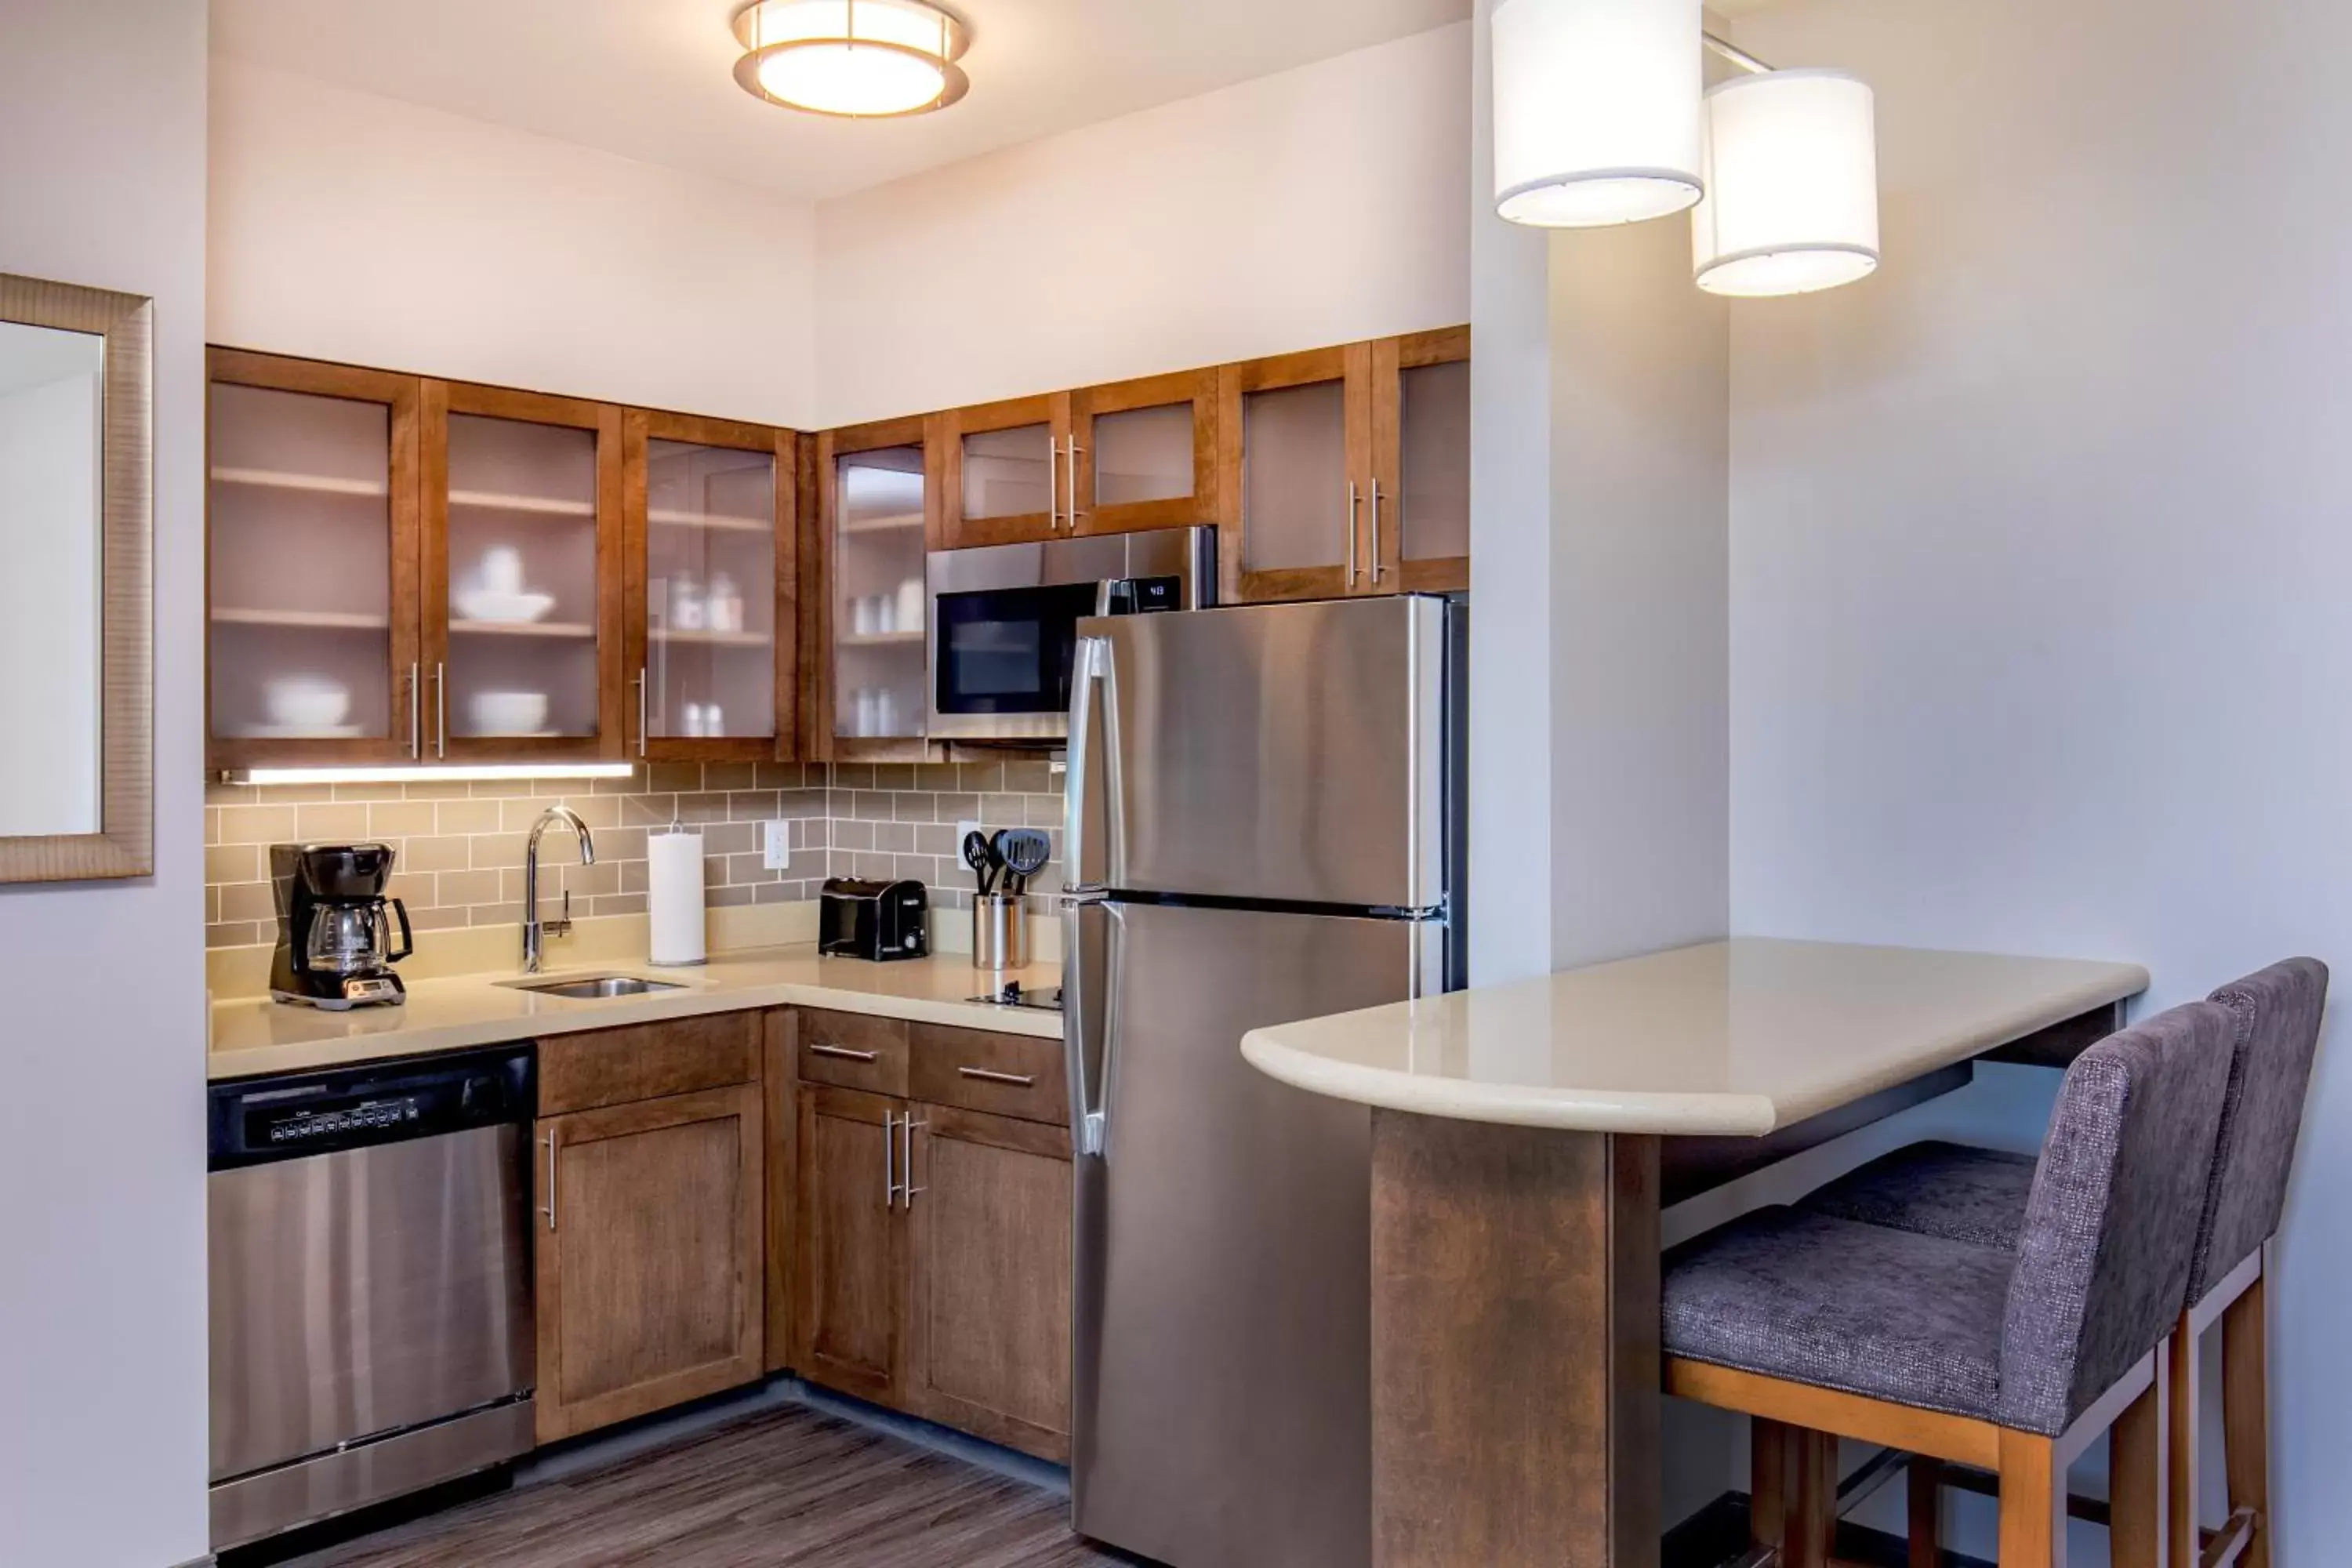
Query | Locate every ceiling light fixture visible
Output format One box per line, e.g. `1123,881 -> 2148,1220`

1692,68 -> 1880,297
731,0 -> 971,120
1491,0 -> 1704,228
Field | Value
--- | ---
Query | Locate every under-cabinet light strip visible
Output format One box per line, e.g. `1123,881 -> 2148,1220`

226,763 -> 641,786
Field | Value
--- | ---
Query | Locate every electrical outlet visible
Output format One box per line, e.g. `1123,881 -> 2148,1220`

764,819 -> 790,871
956,818 -> 982,849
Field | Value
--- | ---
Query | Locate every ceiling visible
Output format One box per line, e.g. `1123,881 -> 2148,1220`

211,0 -> 1475,203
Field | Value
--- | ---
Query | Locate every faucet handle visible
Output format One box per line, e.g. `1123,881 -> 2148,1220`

550,887 -> 574,939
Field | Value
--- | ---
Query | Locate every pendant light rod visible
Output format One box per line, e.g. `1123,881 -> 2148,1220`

1701,31 -> 1774,76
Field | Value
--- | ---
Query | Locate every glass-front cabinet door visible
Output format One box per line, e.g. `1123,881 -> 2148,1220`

207,351 -> 421,768
422,383 -> 622,760
941,394 -> 1061,549
1376,327 -> 1471,594
822,417 -> 933,757
625,412 -> 793,761
1071,368 -> 1216,539
1220,345 -> 1373,604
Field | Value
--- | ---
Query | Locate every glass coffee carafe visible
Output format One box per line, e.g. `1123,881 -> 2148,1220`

304,900 -> 410,976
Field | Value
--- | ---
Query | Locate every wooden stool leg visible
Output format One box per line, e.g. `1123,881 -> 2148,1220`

2223,1254 -> 2273,1568
1998,1429 -> 2066,1568
1908,1455 -> 1944,1568
1752,1417 -> 1789,1551
2112,1350 -> 2169,1568
1791,1428 -> 1838,1568
2168,1316 -> 2200,1568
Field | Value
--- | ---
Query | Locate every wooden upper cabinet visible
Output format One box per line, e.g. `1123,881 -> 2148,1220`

533,1082 -> 765,1443
1375,327 -> 1470,594
1071,368 -> 1217,539
622,409 -> 797,762
421,380 -> 625,761
1218,344 -> 1374,604
815,416 -> 936,759
206,350 -> 423,769
940,393 -> 1064,550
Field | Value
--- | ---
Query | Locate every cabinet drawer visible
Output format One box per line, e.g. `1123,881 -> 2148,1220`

539,1011 -> 760,1116
910,1024 -> 1067,1125
797,1008 -> 910,1097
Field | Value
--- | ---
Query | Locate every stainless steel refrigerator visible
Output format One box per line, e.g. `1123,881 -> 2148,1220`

1061,593 -> 1465,1567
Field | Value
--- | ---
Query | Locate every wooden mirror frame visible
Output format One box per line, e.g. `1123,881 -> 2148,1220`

0,273 -> 153,884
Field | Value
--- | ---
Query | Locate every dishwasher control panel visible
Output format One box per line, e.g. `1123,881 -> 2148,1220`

209,1046 -> 533,1170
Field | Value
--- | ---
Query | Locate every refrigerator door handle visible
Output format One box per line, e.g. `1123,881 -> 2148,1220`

1063,898 -> 1121,1158
1064,633 -> 1121,894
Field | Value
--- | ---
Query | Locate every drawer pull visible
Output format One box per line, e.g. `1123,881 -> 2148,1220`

811,1044 -> 880,1063
958,1066 -> 1036,1087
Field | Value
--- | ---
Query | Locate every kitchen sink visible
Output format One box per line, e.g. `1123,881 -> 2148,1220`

496,974 -> 688,1001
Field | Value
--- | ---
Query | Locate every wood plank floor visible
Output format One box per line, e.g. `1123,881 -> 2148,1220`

299,1402 -> 1131,1568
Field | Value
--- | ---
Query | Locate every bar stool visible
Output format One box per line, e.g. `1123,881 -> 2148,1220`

1798,959 -> 2326,1567
1661,1001 -> 2237,1567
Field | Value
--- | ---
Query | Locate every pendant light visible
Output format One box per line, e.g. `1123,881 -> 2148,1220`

1492,0 -> 1704,227
1692,69 -> 1879,296
731,0 -> 971,119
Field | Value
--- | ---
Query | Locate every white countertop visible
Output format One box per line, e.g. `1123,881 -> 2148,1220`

1240,938 -> 2148,1135
209,945 -> 1062,1080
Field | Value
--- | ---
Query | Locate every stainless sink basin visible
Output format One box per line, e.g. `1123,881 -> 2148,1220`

496,974 -> 688,1001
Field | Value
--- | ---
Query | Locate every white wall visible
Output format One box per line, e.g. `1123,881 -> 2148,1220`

813,24 -> 1472,427
0,2 -> 212,1564
209,60 -> 817,430
1728,0 -> 2352,1557
0,362 -> 103,836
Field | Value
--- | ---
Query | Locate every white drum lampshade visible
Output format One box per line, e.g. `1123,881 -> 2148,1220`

1693,69 -> 1880,296
1492,0 -> 1704,227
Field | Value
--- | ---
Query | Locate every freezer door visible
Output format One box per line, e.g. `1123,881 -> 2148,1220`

1065,595 -> 1449,909
1065,898 -> 1432,1568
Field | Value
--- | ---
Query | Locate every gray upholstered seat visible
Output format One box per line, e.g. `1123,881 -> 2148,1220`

1664,1000 -> 2235,1436
1788,958 -> 2328,1298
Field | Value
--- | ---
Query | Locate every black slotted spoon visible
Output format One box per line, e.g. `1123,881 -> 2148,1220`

962,829 -> 1000,896
996,828 -> 1051,898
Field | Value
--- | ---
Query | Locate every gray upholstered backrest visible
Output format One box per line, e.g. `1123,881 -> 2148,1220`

1996,1002 -> 2234,1435
2189,959 -> 2329,1300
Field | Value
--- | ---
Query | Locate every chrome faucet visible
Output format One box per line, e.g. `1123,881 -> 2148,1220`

523,806 -> 597,974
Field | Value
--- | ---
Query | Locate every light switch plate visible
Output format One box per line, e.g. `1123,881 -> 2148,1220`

764,820 -> 790,870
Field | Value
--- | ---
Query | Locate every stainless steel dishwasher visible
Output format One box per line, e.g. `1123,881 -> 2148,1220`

207,1047 -> 535,1552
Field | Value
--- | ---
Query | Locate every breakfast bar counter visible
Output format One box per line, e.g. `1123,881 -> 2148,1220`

1240,938 -> 2148,1567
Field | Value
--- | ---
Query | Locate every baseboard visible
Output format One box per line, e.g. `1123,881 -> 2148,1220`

1664,1490 -> 1995,1568
170,1556 -> 219,1568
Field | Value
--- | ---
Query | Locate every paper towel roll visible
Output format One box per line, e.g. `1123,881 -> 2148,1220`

648,829 -> 707,967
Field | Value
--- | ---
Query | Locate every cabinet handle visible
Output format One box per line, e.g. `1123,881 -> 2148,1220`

811,1043 -> 879,1063
433,662 -> 447,759
541,1131 -> 559,1232
1369,481 -> 1385,586
634,666 -> 648,759
957,1066 -> 1035,1087
408,662 -> 422,760
901,1115 -> 927,1207
1346,482 -> 1360,586
1044,437 -> 1062,531
1066,440 -> 1086,529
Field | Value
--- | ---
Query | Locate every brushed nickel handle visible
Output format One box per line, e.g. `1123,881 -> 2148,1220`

1346,482 -> 1360,586
901,1116 -> 927,1206
542,1131 -> 558,1232
634,667 -> 648,758
1369,481 -> 1385,586
958,1066 -> 1036,1087
811,1043 -> 879,1063
433,662 -> 447,758
408,662 -> 421,760
1067,440 -> 1086,528
884,1109 -> 898,1209
1046,437 -> 1062,531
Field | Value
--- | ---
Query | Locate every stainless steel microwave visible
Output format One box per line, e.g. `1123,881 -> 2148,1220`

926,526 -> 1215,742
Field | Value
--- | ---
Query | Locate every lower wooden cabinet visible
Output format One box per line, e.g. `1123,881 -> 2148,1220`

791,1084 -> 907,1406
905,1105 -> 1074,1460
534,1080 -> 765,1443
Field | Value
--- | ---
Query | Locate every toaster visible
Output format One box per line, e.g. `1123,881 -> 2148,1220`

818,877 -> 929,962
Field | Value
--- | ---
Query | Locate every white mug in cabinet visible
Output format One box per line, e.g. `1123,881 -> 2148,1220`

895,578 -> 924,632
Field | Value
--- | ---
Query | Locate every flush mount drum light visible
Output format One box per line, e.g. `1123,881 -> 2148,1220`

731,0 -> 971,119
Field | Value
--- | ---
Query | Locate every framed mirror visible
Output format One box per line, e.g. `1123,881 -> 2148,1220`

0,273 -> 152,884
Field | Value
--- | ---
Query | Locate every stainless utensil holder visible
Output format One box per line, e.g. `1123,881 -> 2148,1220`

971,893 -> 1030,971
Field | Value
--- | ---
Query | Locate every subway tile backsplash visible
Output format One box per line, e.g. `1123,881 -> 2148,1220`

203,760 -> 1065,950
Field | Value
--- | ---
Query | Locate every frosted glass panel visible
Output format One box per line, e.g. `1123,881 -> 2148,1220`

209,383 -> 395,741
1092,402 -> 1193,507
1242,380 -> 1348,573
445,414 -> 600,739
962,423 -> 1051,519
836,445 -> 925,739
1399,361 -> 1470,563
647,440 -> 775,741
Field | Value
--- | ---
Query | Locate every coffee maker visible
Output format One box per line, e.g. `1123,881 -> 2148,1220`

270,843 -> 413,1009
